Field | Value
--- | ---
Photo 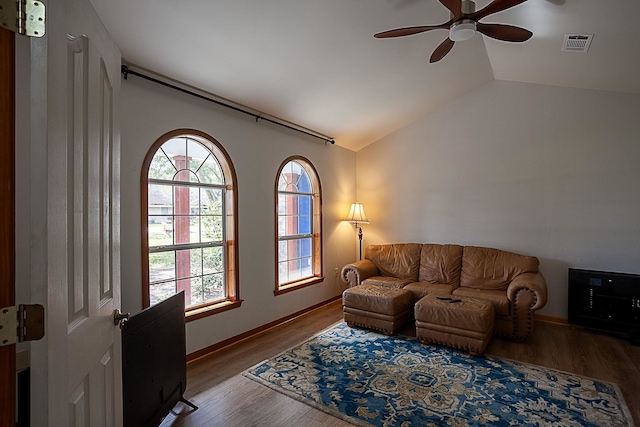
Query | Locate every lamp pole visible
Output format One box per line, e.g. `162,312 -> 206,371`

356,223 -> 364,260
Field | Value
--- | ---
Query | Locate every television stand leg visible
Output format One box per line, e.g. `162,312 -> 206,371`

180,397 -> 199,411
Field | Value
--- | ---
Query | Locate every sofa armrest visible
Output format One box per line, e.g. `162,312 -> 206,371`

507,272 -> 547,311
341,260 -> 379,287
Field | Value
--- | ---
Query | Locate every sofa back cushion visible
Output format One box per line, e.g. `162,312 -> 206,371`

418,244 -> 463,286
461,246 -> 539,291
365,244 -> 422,281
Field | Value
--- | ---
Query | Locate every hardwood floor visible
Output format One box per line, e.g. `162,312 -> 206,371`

160,300 -> 640,426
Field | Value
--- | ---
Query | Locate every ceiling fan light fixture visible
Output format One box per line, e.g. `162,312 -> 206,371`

449,20 -> 476,42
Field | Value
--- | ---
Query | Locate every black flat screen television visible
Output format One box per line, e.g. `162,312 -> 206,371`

122,291 -> 190,427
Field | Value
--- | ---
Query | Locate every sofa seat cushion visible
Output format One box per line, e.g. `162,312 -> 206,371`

453,287 -> 511,317
403,282 -> 457,300
365,243 -> 422,281
461,246 -> 539,291
362,276 -> 413,289
419,244 -> 463,285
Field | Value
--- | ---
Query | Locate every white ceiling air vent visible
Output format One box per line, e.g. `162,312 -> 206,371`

562,34 -> 593,53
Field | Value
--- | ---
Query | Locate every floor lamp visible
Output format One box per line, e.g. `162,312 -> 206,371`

345,202 -> 370,260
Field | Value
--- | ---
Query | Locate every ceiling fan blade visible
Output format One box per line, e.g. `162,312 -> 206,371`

438,0 -> 462,20
374,24 -> 449,38
476,23 -> 532,42
429,38 -> 455,63
470,0 -> 528,21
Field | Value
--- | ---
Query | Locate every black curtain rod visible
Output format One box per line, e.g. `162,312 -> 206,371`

121,65 -> 335,145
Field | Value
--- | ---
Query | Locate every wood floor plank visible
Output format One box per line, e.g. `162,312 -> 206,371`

159,300 -> 640,426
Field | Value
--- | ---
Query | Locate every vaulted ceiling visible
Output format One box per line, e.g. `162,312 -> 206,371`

90,0 -> 640,151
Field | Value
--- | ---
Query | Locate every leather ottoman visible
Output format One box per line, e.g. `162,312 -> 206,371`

415,294 -> 495,356
342,284 -> 414,335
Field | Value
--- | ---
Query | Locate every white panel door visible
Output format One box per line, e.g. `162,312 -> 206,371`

30,0 -> 122,425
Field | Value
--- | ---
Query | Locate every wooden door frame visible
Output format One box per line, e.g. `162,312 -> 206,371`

0,27 -> 16,427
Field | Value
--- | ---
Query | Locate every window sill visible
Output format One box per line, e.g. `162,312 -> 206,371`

185,299 -> 243,322
274,276 -> 325,296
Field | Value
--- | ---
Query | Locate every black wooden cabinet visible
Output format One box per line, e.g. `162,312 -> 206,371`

568,268 -> 640,345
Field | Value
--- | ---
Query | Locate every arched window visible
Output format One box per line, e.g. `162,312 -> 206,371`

275,156 -> 323,294
141,129 -> 240,320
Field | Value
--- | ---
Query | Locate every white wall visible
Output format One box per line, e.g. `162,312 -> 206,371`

357,80 -> 640,319
120,76 -> 357,354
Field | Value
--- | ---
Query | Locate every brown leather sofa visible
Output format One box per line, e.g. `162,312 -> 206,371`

341,243 -> 547,340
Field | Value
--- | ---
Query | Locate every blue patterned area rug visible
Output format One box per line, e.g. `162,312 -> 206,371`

243,322 -> 634,427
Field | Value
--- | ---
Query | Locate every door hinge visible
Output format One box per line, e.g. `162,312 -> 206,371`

0,304 -> 45,346
0,0 -> 45,37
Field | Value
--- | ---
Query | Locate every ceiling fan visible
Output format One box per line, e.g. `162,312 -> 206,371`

374,0 -> 533,63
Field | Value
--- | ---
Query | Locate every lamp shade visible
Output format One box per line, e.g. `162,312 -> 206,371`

344,202 -> 370,224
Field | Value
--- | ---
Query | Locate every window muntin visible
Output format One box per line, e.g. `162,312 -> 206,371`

276,157 -> 323,292
143,130 -> 239,318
